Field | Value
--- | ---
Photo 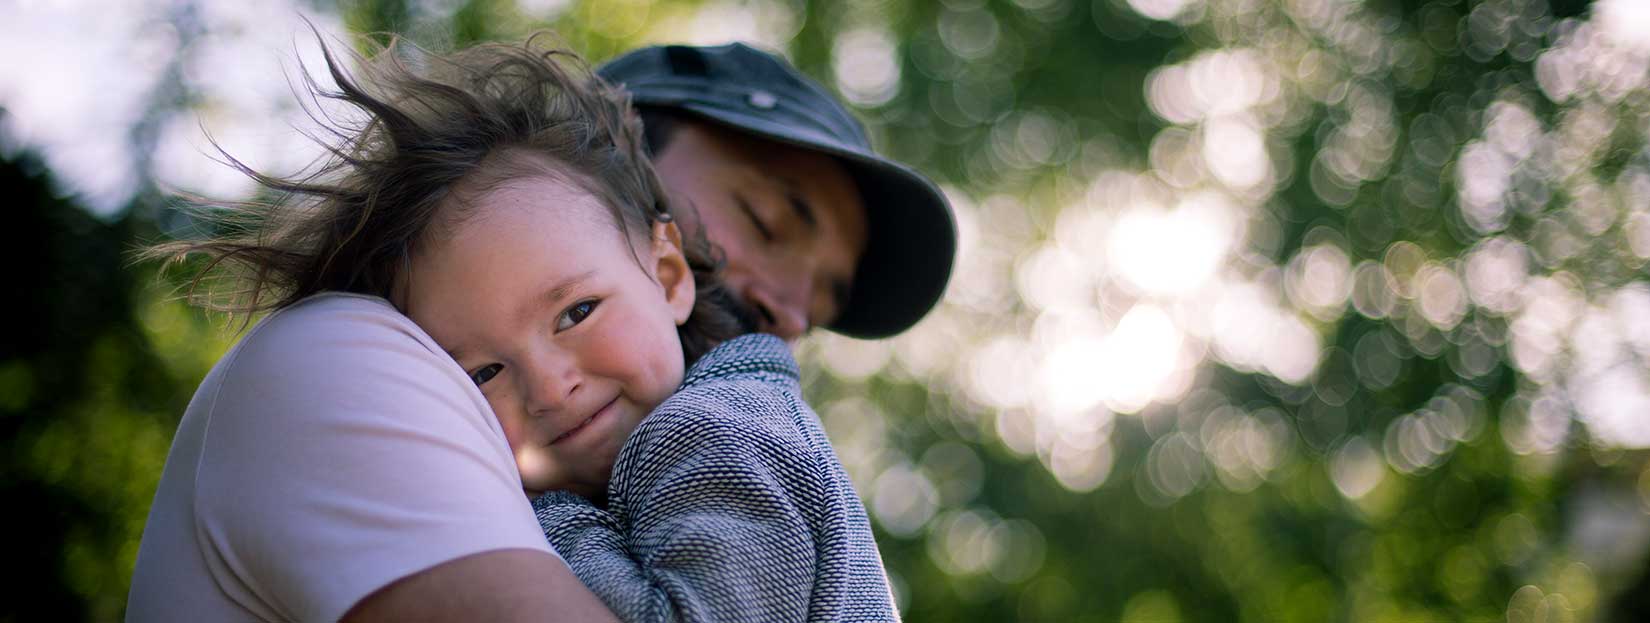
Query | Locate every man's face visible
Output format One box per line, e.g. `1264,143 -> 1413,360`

651,118 -> 869,340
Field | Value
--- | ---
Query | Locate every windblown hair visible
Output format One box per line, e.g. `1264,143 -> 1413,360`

147,33 -> 745,364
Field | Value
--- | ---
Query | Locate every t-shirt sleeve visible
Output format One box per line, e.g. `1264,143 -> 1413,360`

190,296 -> 555,623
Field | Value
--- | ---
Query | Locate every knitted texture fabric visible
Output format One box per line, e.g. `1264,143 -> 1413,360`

533,333 -> 898,623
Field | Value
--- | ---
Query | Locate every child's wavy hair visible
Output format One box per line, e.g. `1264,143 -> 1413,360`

147,32 -> 746,364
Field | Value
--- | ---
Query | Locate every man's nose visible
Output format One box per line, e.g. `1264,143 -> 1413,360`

745,278 -> 809,340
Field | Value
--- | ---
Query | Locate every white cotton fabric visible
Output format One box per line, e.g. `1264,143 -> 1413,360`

127,293 -> 557,623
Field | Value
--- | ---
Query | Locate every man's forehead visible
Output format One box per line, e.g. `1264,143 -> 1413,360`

685,126 -> 857,219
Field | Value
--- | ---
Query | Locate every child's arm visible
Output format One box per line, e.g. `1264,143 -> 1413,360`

532,400 -> 822,623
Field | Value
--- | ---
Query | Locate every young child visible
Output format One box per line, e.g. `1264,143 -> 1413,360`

154,35 -> 897,622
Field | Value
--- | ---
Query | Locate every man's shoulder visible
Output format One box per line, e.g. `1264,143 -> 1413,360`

241,293 -> 414,350
223,293 -> 443,380
198,291 -> 481,443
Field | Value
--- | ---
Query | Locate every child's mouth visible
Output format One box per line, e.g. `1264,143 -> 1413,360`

550,398 -> 617,445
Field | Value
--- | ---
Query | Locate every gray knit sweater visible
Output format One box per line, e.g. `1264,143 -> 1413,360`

532,333 -> 898,623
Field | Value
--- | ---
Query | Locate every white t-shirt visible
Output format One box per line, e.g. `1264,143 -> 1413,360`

127,293 -> 557,622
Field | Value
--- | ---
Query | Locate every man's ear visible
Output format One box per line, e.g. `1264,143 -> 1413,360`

651,221 -> 696,326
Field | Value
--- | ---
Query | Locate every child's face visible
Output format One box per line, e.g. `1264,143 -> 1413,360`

402,173 -> 696,498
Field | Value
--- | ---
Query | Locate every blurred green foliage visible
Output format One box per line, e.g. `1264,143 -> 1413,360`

2,149 -> 230,621
6,0 -> 1649,621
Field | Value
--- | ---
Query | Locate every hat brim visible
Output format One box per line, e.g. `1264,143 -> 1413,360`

657,102 -> 957,339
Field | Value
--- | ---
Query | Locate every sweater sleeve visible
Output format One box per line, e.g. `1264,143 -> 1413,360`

533,396 -> 820,623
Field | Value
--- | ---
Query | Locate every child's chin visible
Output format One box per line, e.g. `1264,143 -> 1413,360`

515,449 -> 562,492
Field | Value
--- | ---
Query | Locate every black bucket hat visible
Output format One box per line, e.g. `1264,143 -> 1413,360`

597,43 -> 957,339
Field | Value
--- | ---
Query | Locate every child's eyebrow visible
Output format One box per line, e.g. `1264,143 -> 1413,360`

544,271 -> 595,302
519,270 -> 596,323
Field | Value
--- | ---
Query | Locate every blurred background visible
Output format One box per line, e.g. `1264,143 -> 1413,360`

3,0 -> 1648,620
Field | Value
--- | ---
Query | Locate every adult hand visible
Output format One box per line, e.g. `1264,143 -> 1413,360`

342,549 -> 620,623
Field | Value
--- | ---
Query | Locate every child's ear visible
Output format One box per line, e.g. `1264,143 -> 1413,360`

651,221 -> 696,326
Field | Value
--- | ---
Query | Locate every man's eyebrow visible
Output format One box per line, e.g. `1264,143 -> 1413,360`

776,177 -> 818,230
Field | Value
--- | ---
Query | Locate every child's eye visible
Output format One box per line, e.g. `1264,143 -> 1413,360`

556,300 -> 599,331
470,363 -> 503,386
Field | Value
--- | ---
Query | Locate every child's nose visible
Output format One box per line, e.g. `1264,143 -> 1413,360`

524,356 -> 581,416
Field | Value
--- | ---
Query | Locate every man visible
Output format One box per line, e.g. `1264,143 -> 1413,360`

343,44 -> 956,622
602,43 -> 956,341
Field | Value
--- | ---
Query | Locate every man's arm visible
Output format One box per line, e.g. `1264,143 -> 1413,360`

341,549 -> 620,623
191,296 -> 621,621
